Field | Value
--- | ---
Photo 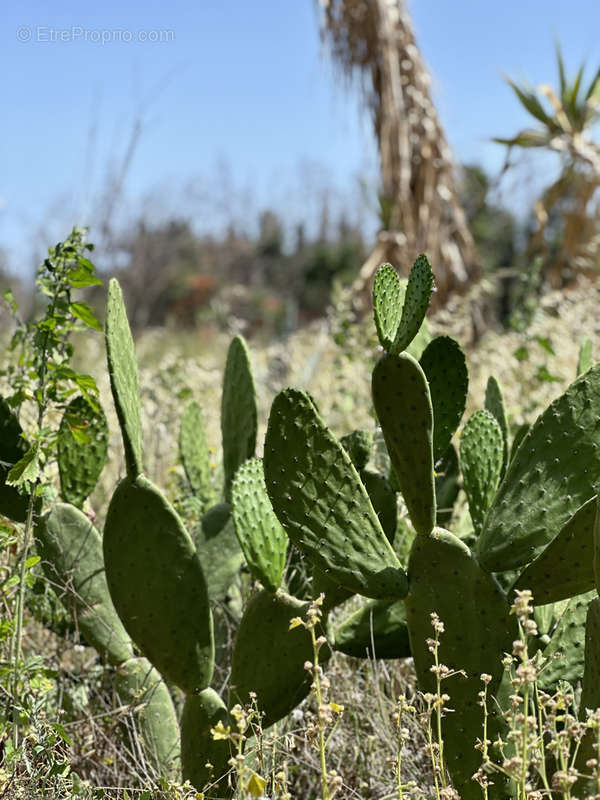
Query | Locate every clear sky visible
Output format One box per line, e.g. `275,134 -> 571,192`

2,0 -> 600,274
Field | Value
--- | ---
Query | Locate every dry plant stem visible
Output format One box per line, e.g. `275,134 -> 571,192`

310,624 -> 330,800
534,684 -> 550,794
432,631 -> 447,789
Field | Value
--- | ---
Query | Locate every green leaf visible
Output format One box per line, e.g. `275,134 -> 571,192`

7,445 -> 40,487
536,336 -> 555,355
70,301 -> 102,331
513,346 -> 529,361
536,365 -> 561,383
24,556 -> 41,570
68,266 -> 102,289
51,723 -> 73,746
506,79 -> 552,127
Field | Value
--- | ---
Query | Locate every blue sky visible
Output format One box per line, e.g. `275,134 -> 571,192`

3,0 -> 600,274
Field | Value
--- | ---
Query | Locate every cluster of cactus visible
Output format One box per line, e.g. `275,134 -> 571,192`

5,253 -> 600,798
262,255 -> 600,799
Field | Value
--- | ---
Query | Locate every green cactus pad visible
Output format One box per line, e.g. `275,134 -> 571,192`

192,503 -> 244,602
390,254 -> 434,355
332,598 -> 410,659
181,688 -> 232,796
0,395 -> 28,522
105,279 -> 143,478
460,410 -> 504,536
419,336 -> 468,462
57,396 -> 108,508
36,503 -> 132,664
435,444 -> 460,527
580,598 -> 600,714
484,375 -> 509,476
373,264 -> 404,351
340,429 -> 373,471
509,422 -> 530,463
231,458 -> 288,593
577,337 -> 594,377
265,389 -> 407,599
312,566 -> 354,613
372,353 -> 435,536
115,657 -> 180,779
230,589 -> 330,728
512,497 -> 596,603
180,401 -> 215,511
221,335 -> 257,501
104,475 -> 214,692
537,590 -> 596,691
405,529 -> 517,800
478,364 -> 600,572
359,469 -> 397,544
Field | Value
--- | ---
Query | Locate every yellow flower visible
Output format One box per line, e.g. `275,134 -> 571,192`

329,702 -> 344,713
246,770 -> 267,797
210,720 -> 231,740
288,617 -> 303,630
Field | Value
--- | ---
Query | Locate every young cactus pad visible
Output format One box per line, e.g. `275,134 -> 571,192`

340,429 -> 373,471
477,363 -> 600,572
405,529 -> 517,800
264,388 -> 407,599
179,400 -> 215,511
57,395 -> 108,508
103,474 -> 214,693
35,503 -> 133,664
512,496 -> 596,603
115,656 -> 181,779
221,335 -> 257,501
459,410 -> 504,535
230,589 -> 329,728
484,375 -> 509,476
181,689 -> 232,795
372,264 -> 404,351
372,353 -> 436,536
332,598 -> 410,659
231,457 -> 287,593
419,336 -> 468,463
105,279 -> 143,478
0,395 -> 29,522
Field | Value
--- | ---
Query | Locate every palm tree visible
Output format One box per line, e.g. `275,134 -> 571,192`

495,46 -> 600,285
317,0 -> 479,307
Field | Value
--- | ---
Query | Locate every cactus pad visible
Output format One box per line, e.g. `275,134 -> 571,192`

484,375 -> 509,476
36,503 -> 133,664
221,335 -> 257,501
419,336 -> 468,462
460,410 -> 504,535
373,264 -> 404,350
265,389 -> 407,599
512,496 -> 596,603
57,396 -> 108,507
577,338 -> 594,377
180,400 -> 215,511
115,657 -> 180,779
332,598 -> 410,659
181,688 -> 232,796
231,458 -> 288,593
360,469 -> 397,544
0,395 -> 28,522
405,528 -> 517,800
230,589 -> 329,728
192,503 -> 244,602
372,353 -> 435,536
105,279 -> 143,478
435,444 -> 460,527
340,429 -> 373,471
478,363 -> 600,572
104,474 -> 214,692
391,254 -> 434,355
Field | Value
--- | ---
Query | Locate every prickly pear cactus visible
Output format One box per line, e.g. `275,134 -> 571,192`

192,503 -> 244,603
115,656 -> 181,779
434,444 -> 460,527
105,279 -> 143,478
264,389 -> 407,599
536,590 -> 596,692
372,353 -> 435,536
373,264 -> 404,351
181,688 -> 232,796
231,458 -> 287,593
577,338 -> 594,377
230,589 -> 329,728
513,496 -> 596,603
477,363 -> 600,572
35,503 -> 133,664
460,410 -> 504,535
103,474 -> 214,693
405,529 -> 517,800
0,395 -> 28,522
359,469 -> 397,544
419,336 -> 468,462
57,396 -> 108,508
332,598 -> 410,659
179,400 -> 215,512
221,335 -> 257,501
484,375 -> 509,477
